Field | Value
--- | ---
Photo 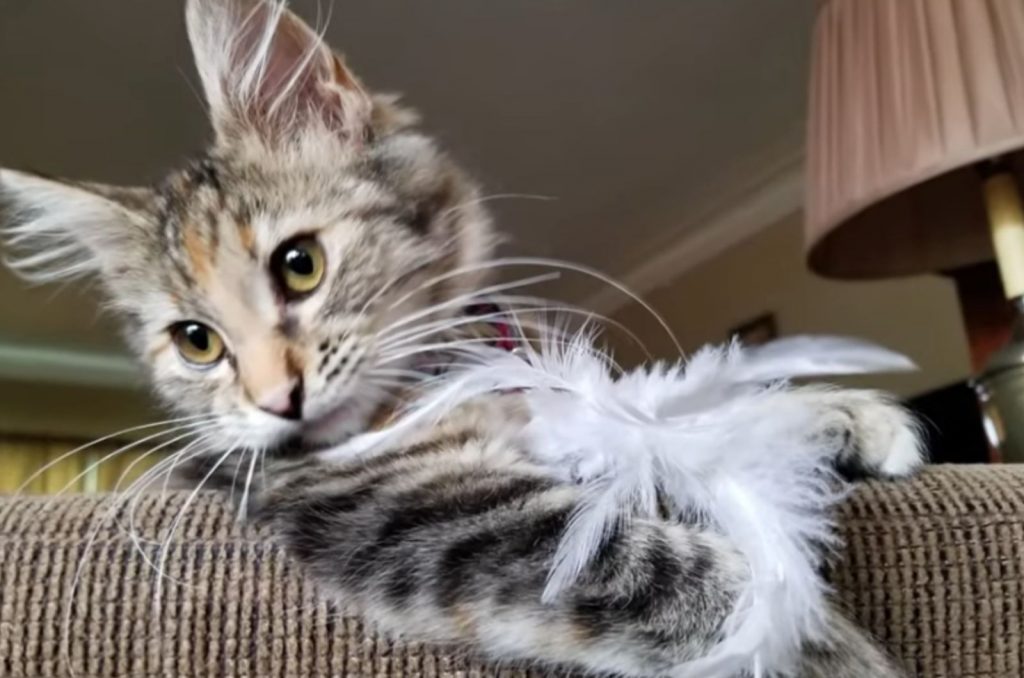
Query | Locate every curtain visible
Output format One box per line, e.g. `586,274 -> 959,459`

0,436 -> 164,495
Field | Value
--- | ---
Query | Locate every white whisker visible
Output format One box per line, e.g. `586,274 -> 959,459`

365,378 -> 416,392
375,304 -> 581,355
377,272 -> 560,341
259,447 -> 268,491
105,429 -> 225,560
488,295 -> 653,362
47,421 -> 218,499
227,441 -> 249,506
116,442 -> 221,571
117,437 -> 227,581
438,192 -> 555,221
381,256 -> 679,356
159,431 -> 224,498
59,431 -> 214,678
483,256 -> 683,355
367,367 -> 441,384
378,335 -> 566,366
152,441 -> 240,608
348,233 -> 464,328
237,447 -> 260,522
16,414 -> 215,495
375,305 -> 533,352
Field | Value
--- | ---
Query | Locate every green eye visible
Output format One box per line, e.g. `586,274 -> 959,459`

171,322 -> 225,367
273,237 -> 326,298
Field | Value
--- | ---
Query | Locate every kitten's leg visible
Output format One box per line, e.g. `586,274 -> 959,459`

253,437 -> 905,677
796,605 -> 907,678
256,448 -> 745,676
784,387 -> 926,480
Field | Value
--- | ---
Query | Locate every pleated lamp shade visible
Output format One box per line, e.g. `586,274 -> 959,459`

805,0 -> 1024,279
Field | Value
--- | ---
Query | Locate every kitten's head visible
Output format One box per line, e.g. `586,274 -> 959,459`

0,0 -> 494,451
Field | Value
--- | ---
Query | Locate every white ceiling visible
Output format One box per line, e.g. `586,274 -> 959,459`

0,0 -> 815,406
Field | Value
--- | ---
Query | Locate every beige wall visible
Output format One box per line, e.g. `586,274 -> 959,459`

611,212 -> 971,398
0,379 -> 158,441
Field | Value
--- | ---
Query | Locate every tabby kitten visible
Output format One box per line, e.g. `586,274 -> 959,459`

0,1 -> 922,676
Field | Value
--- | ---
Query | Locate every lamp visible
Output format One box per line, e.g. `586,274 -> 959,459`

805,0 -> 1024,461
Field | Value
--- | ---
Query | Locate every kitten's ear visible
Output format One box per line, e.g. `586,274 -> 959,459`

186,0 -> 374,143
0,169 -> 157,283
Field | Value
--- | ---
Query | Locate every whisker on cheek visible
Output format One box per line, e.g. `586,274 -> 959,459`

376,336 -> 543,365
46,421 -> 220,501
346,236 -> 462,331
375,256 -> 679,360
436,193 -> 555,222
369,367 -> 439,381
114,425 -> 226,545
15,414 -> 217,496
120,436 -> 225,573
238,447 -> 261,522
61,423 -> 224,671
160,431 -> 225,498
375,302 -> 574,356
153,438 -> 241,607
376,272 -> 560,341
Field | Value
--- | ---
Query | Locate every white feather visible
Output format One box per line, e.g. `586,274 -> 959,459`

322,327 -> 915,677
741,335 -> 916,380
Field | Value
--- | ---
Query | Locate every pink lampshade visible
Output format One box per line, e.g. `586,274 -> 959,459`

806,0 -> 1024,279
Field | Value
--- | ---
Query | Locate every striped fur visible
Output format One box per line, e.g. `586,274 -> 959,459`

244,393 -> 911,677
0,1 -> 912,676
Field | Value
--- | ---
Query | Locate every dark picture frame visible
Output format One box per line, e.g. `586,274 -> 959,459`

729,313 -> 778,346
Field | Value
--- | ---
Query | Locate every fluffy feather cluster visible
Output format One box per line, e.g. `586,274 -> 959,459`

327,328 -> 915,677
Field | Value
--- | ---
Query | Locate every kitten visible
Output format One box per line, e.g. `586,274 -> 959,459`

0,1 -> 922,675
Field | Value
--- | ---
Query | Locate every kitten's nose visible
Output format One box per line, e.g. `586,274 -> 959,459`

256,378 -> 304,420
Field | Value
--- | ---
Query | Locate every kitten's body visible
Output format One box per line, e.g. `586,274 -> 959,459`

0,1 -> 921,676
249,391 -> 913,678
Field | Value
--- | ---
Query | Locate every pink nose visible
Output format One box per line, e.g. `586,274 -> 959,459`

255,378 -> 304,420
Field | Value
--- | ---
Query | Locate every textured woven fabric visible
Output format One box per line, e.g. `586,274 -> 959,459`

0,466 -> 1021,677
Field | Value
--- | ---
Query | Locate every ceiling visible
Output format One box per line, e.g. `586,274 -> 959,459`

0,0 -> 815,431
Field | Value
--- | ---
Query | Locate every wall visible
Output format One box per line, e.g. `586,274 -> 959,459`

0,379 -> 157,441
610,211 -> 971,398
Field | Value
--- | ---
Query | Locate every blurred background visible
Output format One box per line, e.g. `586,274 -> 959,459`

0,0 -> 990,492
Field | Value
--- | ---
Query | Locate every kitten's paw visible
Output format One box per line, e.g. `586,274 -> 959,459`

825,393 -> 926,480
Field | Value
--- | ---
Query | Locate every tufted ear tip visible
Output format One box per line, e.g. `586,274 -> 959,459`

0,167 -> 156,284
186,0 -> 374,144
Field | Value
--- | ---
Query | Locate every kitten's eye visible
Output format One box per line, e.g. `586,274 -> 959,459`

272,237 -> 326,298
171,322 -> 225,368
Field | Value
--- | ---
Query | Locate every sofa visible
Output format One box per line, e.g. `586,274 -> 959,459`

0,465 -> 1021,677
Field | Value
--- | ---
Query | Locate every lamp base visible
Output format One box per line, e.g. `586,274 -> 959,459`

948,263 -> 1019,462
974,302 -> 1024,463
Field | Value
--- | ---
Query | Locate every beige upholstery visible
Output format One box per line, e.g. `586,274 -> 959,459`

1,466 -> 1022,677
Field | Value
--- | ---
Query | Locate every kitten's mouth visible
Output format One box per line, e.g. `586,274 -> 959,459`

271,403 -> 356,456
286,395 -> 394,453
302,400 -> 358,440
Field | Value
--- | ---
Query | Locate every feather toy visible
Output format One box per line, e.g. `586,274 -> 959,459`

324,326 -> 916,677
